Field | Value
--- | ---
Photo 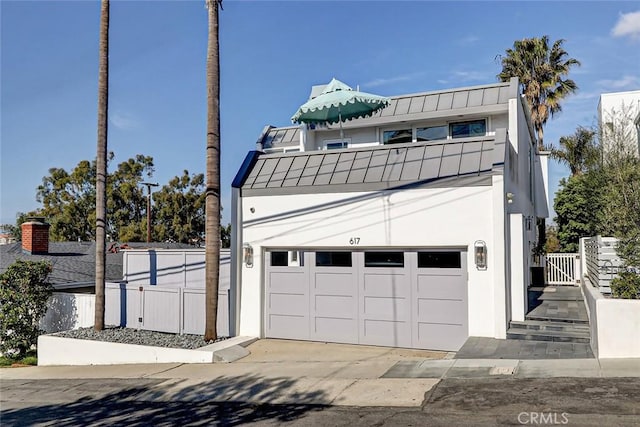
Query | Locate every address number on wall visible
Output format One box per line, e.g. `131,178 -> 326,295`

349,237 -> 360,245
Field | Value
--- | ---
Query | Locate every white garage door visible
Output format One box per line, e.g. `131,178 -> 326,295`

265,249 -> 468,351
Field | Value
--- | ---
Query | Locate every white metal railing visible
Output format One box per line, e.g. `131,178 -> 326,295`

545,253 -> 579,285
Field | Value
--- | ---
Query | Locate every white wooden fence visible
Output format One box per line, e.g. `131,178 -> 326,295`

545,253 -> 579,285
106,248 -> 231,336
41,249 -> 232,336
583,236 -> 622,294
41,292 -> 97,333
105,283 -> 229,336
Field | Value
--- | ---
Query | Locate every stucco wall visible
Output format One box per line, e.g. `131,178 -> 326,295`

239,185 -> 503,340
582,280 -> 640,358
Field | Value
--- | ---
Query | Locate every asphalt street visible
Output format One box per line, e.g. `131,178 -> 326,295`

2,377 -> 639,426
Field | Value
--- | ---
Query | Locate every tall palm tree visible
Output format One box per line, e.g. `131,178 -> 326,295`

550,126 -> 599,176
498,36 -> 580,150
204,0 -> 221,342
94,0 -> 109,331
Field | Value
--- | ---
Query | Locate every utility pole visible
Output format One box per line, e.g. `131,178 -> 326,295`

141,182 -> 158,243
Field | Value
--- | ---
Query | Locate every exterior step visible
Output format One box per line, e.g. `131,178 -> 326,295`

510,320 -> 590,333
525,313 -> 589,324
506,328 -> 591,344
536,293 -> 583,301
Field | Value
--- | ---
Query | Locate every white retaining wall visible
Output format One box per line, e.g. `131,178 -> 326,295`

38,335 -> 214,365
581,280 -> 640,358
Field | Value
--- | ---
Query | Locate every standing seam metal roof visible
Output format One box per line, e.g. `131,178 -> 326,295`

241,129 -> 507,196
260,79 -> 518,149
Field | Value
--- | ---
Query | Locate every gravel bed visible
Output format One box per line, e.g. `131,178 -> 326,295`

53,326 -> 228,349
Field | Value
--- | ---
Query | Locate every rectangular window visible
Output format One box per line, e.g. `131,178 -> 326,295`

325,142 -> 347,150
416,125 -> 447,141
383,129 -> 412,145
271,251 -> 289,266
364,252 -> 405,267
316,251 -> 352,267
323,138 -> 350,150
418,252 -> 461,268
450,119 -> 486,139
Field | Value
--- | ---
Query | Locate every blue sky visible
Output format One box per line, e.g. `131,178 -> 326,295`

2,1 -> 639,228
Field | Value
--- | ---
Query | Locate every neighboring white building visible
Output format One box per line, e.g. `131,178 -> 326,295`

230,78 -> 549,351
597,89 -> 640,157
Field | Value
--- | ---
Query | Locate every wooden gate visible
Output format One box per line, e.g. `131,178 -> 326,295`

545,253 -> 579,285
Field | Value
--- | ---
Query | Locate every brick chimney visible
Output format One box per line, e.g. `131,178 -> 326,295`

21,218 -> 50,254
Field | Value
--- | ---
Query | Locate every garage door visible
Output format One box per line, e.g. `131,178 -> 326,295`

265,249 -> 467,351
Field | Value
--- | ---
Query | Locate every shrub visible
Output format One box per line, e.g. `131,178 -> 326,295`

610,270 -> 640,300
0,260 -> 53,357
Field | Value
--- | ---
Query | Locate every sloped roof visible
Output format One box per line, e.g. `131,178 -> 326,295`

238,129 -> 507,196
0,241 -> 195,287
259,79 -> 518,149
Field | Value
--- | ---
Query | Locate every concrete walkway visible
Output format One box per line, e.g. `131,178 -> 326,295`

2,339 -> 639,408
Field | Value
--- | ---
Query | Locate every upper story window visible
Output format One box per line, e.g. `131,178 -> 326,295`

450,119 -> 486,139
383,129 -> 412,145
323,138 -> 350,150
416,125 -> 448,141
264,146 -> 300,154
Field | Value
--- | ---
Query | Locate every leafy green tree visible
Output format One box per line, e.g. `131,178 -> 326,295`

13,155 -> 214,245
1,212 -> 32,241
34,154 -> 153,242
108,155 -> 154,242
553,105 -> 640,298
544,225 -> 561,253
599,147 -> 640,269
36,159 -> 98,241
498,36 -> 580,149
221,223 -> 231,248
0,260 -> 53,357
554,172 -> 604,252
153,171 -> 205,244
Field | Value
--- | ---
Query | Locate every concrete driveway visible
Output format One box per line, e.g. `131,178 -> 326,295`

239,339 -> 448,363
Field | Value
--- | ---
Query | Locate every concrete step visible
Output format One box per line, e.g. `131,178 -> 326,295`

530,287 -> 583,301
506,328 -> 591,344
510,320 -> 590,333
536,293 -> 583,301
525,311 -> 589,324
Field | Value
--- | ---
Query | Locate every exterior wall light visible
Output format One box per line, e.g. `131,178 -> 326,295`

474,240 -> 487,270
243,243 -> 254,268
506,192 -> 514,204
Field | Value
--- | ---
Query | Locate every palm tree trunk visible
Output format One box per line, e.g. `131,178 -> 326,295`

537,126 -> 545,151
204,0 -> 220,341
94,0 -> 109,331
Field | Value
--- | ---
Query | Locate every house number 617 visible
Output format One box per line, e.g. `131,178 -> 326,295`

349,237 -> 360,245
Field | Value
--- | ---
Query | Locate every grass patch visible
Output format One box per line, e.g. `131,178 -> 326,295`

0,351 -> 37,367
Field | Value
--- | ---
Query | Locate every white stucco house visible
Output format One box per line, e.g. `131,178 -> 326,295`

230,78 -> 549,351
597,89 -> 640,157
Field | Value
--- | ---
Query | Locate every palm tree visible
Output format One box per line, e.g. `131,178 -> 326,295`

204,0 -> 221,342
550,126 -> 598,176
498,36 -> 580,150
94,0 -> 109,331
